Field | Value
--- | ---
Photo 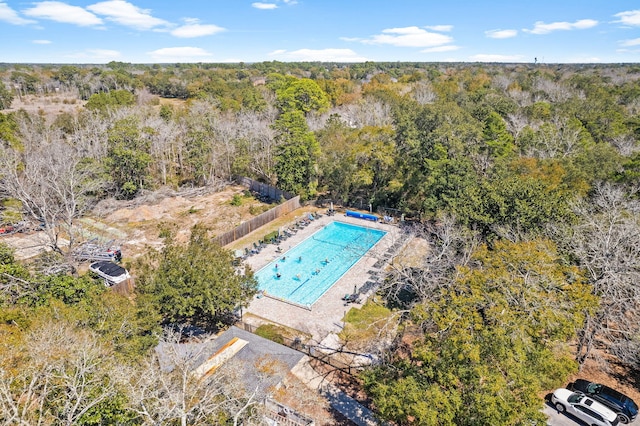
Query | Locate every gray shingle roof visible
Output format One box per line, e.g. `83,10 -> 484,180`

156,326 -> 304,394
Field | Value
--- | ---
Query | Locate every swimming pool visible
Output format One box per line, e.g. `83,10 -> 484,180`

255,221 -> 386,308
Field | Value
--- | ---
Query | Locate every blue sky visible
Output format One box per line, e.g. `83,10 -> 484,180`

1,0 -> 639,63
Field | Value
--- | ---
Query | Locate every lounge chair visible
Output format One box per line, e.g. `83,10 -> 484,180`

342,293 -> 359,304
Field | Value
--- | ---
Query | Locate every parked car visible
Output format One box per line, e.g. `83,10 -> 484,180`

569,379 -> 638,424
552,388 -> 619,426
89,261 -> 131,287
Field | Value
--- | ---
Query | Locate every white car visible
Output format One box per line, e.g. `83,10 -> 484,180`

552,388 -> 619,426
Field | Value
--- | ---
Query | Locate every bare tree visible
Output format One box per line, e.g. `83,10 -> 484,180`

411,81 -> 437,105
556,183 -> 640,367
532,77 -> 574,103
66,110 -> 111,159
334,99 -> 393,129
126,330 -> 269,426
142,114 -> 185,186
0,322 -> 121,425
0,135 -> 104,254
506,112 -> 530,141
492,74 -> 514,93
610,134 -> 640,157
381,216 -> 478,307
523,116 -> 588,159
239,108 -> 278,184
507,88 -> 533,108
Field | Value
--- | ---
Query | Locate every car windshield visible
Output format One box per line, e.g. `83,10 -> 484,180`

568,393 -> 583,404
587,383 -> 602,394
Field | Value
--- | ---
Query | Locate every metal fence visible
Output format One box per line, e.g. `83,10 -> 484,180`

264,398 -> 315,426
214,195 -> 301,246
235,176 -> 295,201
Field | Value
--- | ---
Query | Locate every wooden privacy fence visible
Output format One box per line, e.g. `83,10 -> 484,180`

214,195 -> 301,246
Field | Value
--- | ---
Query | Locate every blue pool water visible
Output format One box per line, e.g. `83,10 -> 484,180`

255,221 -> 386,307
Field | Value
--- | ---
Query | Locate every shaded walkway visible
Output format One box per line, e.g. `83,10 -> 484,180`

322,385 -> 381,426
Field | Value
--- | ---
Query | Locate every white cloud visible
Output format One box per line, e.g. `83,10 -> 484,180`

23,1 -> 102,26
485,29 -> 517,39
87,48 -> 121,59
469,54 -> 526,62
614,10 -> 640,26
425,25 -> 453,32
282,0 -> 297,4
171,20 -> 225,38
87,0 -> 169,30
0,2 -> 36,24
64,48 -> 121,62
524,19 -> 598,35
32,39 -> 52,44
421,45 -> 460,53
620,38 -> 640,47
252,2 -> 278,10
148,46 -> 214,62
268,48 -> 367,62
360,26 -> 453,47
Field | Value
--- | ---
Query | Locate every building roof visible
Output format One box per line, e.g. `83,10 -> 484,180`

156,326 -> 304,394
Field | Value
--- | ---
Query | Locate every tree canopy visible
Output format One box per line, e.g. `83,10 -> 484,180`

135,224 -> 258,329
1,61 -> 640,423
364,239 -> 598,425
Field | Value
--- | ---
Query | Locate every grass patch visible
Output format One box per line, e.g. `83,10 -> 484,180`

1,198 -> 23,224
339,300 -> 393,350
254,322 -> 312,346
231,191 -> 257,207
255,324 -> 287,344
249,204 -> 270,215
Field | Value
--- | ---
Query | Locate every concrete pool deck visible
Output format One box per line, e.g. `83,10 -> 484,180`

239,212 -> 407,343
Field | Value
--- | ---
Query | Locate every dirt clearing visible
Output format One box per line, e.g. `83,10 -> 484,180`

89,185 -> 273,259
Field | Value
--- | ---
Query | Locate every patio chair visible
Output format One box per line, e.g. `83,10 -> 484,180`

342,293 -> 358,304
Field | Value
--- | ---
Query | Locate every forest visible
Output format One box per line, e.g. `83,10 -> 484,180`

1,60 -> 640,425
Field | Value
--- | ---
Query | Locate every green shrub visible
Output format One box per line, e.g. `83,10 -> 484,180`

263,231 -> 278,243
230,194 -> 243,206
